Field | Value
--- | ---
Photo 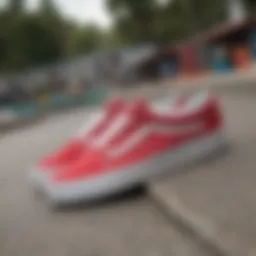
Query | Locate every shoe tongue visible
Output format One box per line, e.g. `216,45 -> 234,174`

105,97 -> 125,114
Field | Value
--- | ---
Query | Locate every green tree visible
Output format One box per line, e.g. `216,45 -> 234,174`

40,0 -> 59,16
67,24 -> 104,55
2,14 -> 64,70
0,8 -> 11,69
189,0 -> 227,32
154,0 -> 190,44
38,0 -> 68,59
106,0 -> 159,43
0,0 -> 69,71
245,0 -> 256,9
8,0 -> 24,14
0,0 -> 109,72
162,0 -> 226,37
106,0 -> 228,44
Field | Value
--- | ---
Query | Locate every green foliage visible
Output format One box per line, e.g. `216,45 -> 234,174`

0,0 -> 249,73
106,0 -> 229,45
154,0 -> 190,44
67,24 -> 104,56
188,0 -> 227,32
245,0 -> 256,9
0,0 -> 105,72
107,0 -> 158,43
8,0 -> 24,13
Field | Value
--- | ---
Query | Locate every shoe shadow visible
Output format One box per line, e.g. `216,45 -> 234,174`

52,184 -> 147,213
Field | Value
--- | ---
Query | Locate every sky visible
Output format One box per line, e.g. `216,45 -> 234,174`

0,0 -> 113,28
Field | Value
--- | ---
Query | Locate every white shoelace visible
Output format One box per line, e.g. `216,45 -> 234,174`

75,112 -> 105,139
93,113 -> 131,148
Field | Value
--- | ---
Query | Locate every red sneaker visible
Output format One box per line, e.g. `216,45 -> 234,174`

29,97 -> 126,187
44,92 -> 226,204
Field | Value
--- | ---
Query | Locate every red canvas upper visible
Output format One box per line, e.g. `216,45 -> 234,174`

37,97 -> 126,169
51,93 -> 222,183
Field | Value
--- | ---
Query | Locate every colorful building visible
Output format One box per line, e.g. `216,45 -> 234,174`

137,15 -> 256,82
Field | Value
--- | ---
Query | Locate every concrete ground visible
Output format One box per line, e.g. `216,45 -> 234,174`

112,65 -> 256,101
1,85 -> 256,256
0,103 -> 211,256
151,91 -> 256,256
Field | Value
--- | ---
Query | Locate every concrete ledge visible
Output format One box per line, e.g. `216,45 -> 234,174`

114,69 -> 256,101
1,69 -> 256,131
0,88 -> 109,132
0,99 -> 105,133
149,93 -> 256,256
150,187 -> 229,256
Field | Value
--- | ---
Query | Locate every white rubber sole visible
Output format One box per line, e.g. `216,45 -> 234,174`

43,130 -> 227,205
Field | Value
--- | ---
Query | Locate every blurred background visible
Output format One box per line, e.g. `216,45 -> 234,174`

1,2 -> 256,256
0,0 -> 256,121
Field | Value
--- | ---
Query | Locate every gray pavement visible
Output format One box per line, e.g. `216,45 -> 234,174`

151,92 -> 256,256
2,86 -> 256,256
0,103 -> 211,256
113,67 -> 256,102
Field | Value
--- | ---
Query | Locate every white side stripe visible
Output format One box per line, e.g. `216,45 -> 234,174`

93,114 -> 130,147
76,112 -> 104,139
107,122 -> 205,157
